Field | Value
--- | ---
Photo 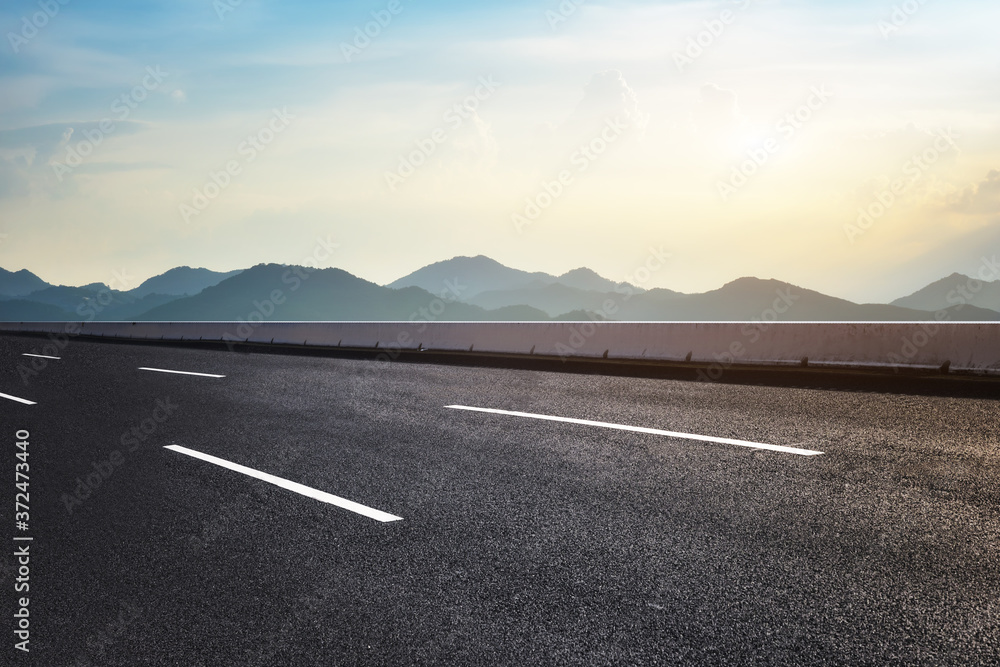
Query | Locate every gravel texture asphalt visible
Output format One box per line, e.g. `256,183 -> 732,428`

2,334 -> 999,666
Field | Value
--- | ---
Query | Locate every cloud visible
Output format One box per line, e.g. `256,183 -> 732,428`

0,121 -> 149,195
946,169 -> 1000,215
446,111 -> 498,172
1,123 -> 80,167
70,161 -> 171,174
695,83 -> 741,131
847,123 -> 962,162
567,69 -> 648,133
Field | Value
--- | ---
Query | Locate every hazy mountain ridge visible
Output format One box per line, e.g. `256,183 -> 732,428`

891,272 -> 1000,313
611,277 -> 1000,321
393,260 -> 1000,321
1,258 -> 998,322
136,264 -> 554,322
0,266 -> 244,321
0,299 -> 75,321
388,255 -> 558,299
0,268 -> 51,297
3,284 -> 180,321
129,266 -> 243,298
387,255 -> 644,299
469,283 -> 617,316
554,267 -> 642,294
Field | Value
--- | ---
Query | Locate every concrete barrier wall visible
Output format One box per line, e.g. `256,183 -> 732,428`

2,321 -> 998,372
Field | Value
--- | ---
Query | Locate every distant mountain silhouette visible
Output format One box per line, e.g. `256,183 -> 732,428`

555,267 -> 639,294
388,255 -> 644,304
0,268 -> 50,297
475,305 -> 551,321
3,258 -> 1000,322
891,272 -> 1000,313
129,266 -> 243,298
0,299 -> 73,321
18,285 -> 112,312
119,271 -> 1000,322
137,264 -> 552,321
553,309 -> 610,321
388,255 -> 561,299
470,283 -> 618,317
9,284 -> 177,321
449,273 -> 1000,321
614,277 -> 1000,321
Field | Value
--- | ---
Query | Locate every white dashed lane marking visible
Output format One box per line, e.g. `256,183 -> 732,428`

0,392 -> 36,406
139,367 -> 226,378
164,445 -> 403,522
446,405 -> 824,456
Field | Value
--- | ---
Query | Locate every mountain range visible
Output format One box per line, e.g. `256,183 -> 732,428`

1,257 -> 998,322
890,272 -> 1000,313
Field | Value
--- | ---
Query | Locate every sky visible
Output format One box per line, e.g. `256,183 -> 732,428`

0,0 -> 998,302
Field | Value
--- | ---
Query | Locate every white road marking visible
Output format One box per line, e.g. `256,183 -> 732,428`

139,367 -> 226,378
445,405 -> 824,456
163,445 -> 403,522
22,353 -> 60,360
0,392 -> 36,406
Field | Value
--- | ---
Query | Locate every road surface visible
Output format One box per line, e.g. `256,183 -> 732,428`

2,334 -> 999,665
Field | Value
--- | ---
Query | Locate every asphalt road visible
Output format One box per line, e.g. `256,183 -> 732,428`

2,333 -> 1000,666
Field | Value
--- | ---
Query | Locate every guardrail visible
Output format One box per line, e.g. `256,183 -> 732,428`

2,321 -> 998,375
